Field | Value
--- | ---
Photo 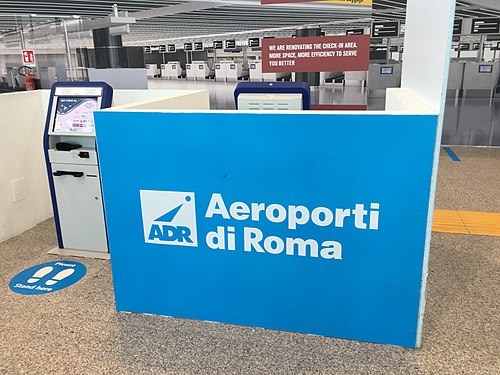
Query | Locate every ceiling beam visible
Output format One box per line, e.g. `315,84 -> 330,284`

130,2 -> 227,19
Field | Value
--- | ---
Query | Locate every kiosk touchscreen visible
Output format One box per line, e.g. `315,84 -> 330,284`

43,82 -> 113,256
52,97 -> 98,134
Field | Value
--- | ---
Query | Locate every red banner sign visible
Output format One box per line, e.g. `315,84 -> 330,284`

262,34 -> 370,73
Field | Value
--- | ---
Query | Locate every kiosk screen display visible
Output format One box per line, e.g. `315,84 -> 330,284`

380,66 -> 393,75
53,97 -> 98,134
479,65 -> 493,73
250,64 -> 256,69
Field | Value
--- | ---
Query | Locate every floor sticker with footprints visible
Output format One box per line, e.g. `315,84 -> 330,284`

9,260 -> 86,295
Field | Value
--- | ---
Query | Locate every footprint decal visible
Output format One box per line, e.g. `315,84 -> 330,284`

10,261 -> 86,295
27,266 -> 54,283
45,268 -> 75,286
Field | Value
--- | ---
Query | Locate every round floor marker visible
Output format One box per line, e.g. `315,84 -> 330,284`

9,260 -> 86,295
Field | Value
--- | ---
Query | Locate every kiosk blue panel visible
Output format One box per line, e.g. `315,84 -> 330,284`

94,111 -> 438,348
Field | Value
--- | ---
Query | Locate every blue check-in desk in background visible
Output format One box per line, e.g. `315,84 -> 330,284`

94,89 -> 439,348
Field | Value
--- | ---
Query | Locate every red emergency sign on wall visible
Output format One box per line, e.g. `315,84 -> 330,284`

262,34 -> 370,73
22,50 -> 36,66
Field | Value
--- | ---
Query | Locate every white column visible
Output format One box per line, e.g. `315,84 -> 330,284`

402,0 -> 457,348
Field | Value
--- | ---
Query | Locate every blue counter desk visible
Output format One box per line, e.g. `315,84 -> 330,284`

94,106 -> 438,348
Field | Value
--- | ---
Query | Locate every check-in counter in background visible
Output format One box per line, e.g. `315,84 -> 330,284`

367,63 -> 402,93
185,64 -> 196,80
345,71 -> 368,87
462,62 -> 500,98
446,62 -> 465,97
249,62 -> 289,82
214,62 -> 225,81
193,61 -> 212,80
161,62 -> 182,80
145,64 -> 160,78
215,61 -> 248,82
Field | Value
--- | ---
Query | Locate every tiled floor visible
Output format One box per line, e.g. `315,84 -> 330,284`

1,147 -> 499,374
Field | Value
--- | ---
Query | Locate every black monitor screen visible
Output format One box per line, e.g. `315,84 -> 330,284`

380,67 -> 393,75
213,41 -> 223,49
199,65 -> 204,69
194,42 -> 203,51
248,38 -> 260,47
184,43 -> 192,51
479,65 -> 493,73
171,64 -> 176,69
230,64 -> 236,69
167,44 -> 176,52
186,65 -> 191,70
53,97 -> 98,134
459,43 -> 470,51
215,64 -> 221,70
250,64 -> 256,69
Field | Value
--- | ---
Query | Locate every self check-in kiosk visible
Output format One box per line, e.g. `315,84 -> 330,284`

43,82 -> 113,256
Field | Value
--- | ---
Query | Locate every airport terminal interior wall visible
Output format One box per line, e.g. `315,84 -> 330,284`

0,90 -> 53,243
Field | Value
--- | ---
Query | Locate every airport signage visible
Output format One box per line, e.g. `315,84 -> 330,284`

213,40 -> 223,49
225,40 -> 236,49
194,42 -> 204,51
150,45 -> 160,52
167,44 -> 176,52
184,43 -> 193,51
372,21 -> 400,37
144,46 -> 151,53
159,45 -> 167,53
453,19 -> 463,35
262,0 -> 372,5
472,18 -> 500,34
346,29 -> 364,35
22,49 -> 36,66
262,34 -> 370,73
248,37 -> 260,47
95,109 -> 439,348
